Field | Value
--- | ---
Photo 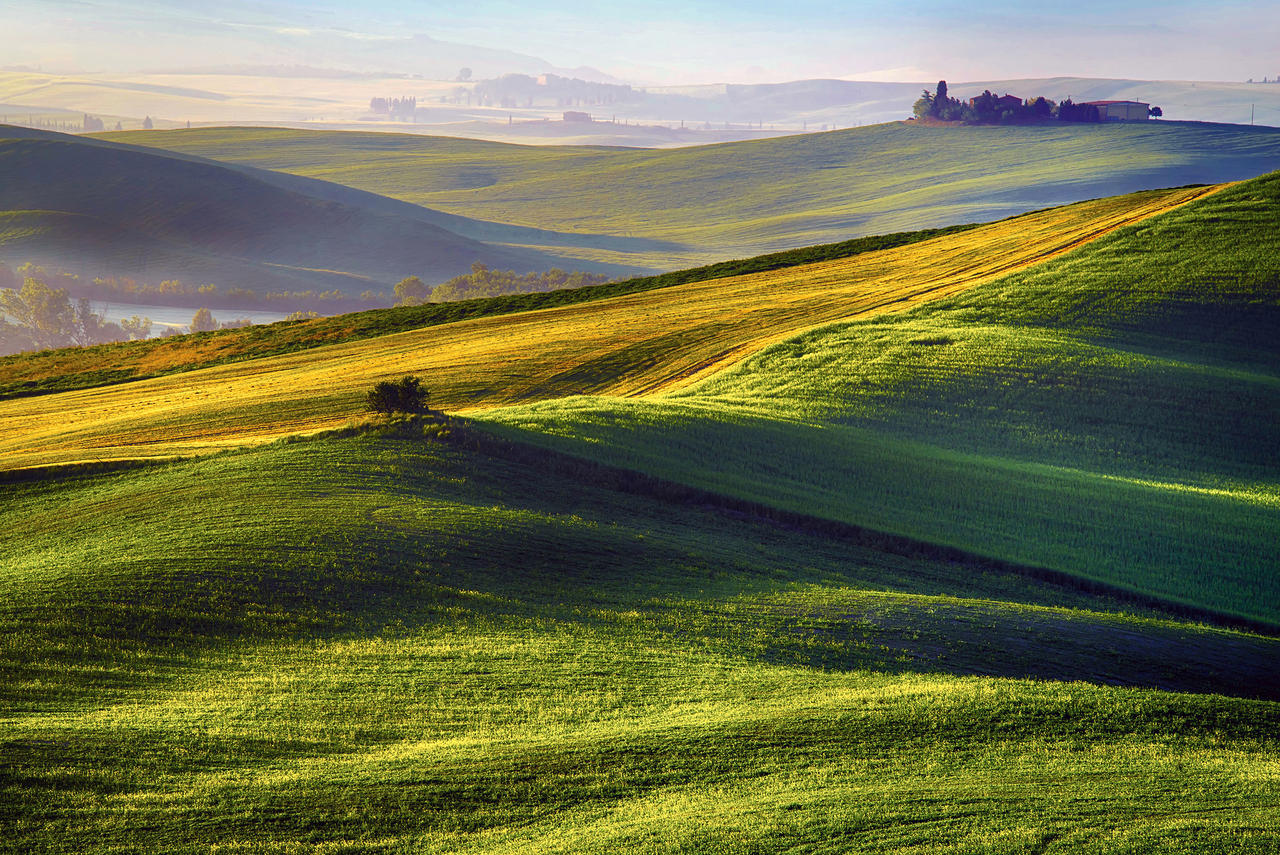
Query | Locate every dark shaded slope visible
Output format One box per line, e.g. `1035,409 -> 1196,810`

0,209 -> 367,292
0,126 -> 631,293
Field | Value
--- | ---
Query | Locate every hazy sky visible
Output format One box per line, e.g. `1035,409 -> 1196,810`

4,0 -> 1278,84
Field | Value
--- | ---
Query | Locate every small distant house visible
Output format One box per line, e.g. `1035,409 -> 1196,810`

969,93 -> 1023,110
563,110 -> 591,123
1082,100 -> 1150,121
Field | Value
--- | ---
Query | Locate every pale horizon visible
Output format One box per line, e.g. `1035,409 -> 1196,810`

3,1 -> 1278,87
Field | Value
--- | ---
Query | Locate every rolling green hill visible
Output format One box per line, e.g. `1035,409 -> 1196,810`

479,171 -> 1280,626
3,158 -> 1278,851
105,120 -> 1280,268
0,126 -> 635,297
3,424 -> 1277,853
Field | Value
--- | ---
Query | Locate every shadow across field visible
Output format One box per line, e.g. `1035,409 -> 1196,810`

4,424 -> 1274,707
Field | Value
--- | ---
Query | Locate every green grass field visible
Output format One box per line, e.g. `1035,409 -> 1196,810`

106,121 -> 1280,267
3,427 -> 1277,853
3,150 -> 1279,849
479,172 -> 1280,626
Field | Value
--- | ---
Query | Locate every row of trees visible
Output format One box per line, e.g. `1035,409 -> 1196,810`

0,268 -> 331,355
0,262 -> 386,312
912,80 -> 1161,124
472,74 -> 637,110
0,277 -> 291,355
393,263 -> 612,306
368,97 -> 418,119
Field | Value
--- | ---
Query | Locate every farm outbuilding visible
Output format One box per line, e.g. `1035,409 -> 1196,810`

1083,100 -> 1151,121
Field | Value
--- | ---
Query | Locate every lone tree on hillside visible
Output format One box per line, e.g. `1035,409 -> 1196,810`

367,376 -> 429,414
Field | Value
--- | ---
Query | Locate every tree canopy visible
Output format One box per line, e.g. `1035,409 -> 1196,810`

367,376 -> 429,415
0,276 -> 139,354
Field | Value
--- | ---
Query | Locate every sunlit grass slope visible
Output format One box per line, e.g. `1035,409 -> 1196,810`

480,173 -> 1280,625
105,121 -> 1280,267
3,428 -> 1278,853
0,186 -> 1212,472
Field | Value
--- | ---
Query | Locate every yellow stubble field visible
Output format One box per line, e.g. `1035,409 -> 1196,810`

0,184 -> 1221,471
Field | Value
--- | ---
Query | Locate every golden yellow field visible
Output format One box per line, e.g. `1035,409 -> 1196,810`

0,185 -> 1220,471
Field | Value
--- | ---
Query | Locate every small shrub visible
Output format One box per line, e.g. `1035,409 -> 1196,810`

367,376 -> 428,414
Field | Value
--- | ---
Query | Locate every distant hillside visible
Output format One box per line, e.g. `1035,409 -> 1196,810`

0,126 -> 632,299
105,121 -> 1280,269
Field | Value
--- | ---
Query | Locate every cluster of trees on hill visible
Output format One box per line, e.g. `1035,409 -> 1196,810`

393,264 -> 613,306
368,97 -> 417,119
912,81 -> 1161,124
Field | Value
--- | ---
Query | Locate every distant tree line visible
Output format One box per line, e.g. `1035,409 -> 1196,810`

0,270 -> 282,354
368,97 -> 418,119
913,80 -> 1161,124
471,74 -> 637,110
0,275 -> 150,354
393,263 -> 613,307
0,261 -> 389,313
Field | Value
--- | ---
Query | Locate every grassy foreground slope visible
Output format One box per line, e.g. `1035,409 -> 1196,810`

0,186 -> 1207,470
3,428 -> 1278,853
105,121 -> 1280,267
481,173 -> 1280,625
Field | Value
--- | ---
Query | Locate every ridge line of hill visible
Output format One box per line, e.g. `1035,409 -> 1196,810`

416,415 -> 1280,637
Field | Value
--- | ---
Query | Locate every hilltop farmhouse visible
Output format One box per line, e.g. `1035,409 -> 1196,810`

970,93 -> 1022,111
